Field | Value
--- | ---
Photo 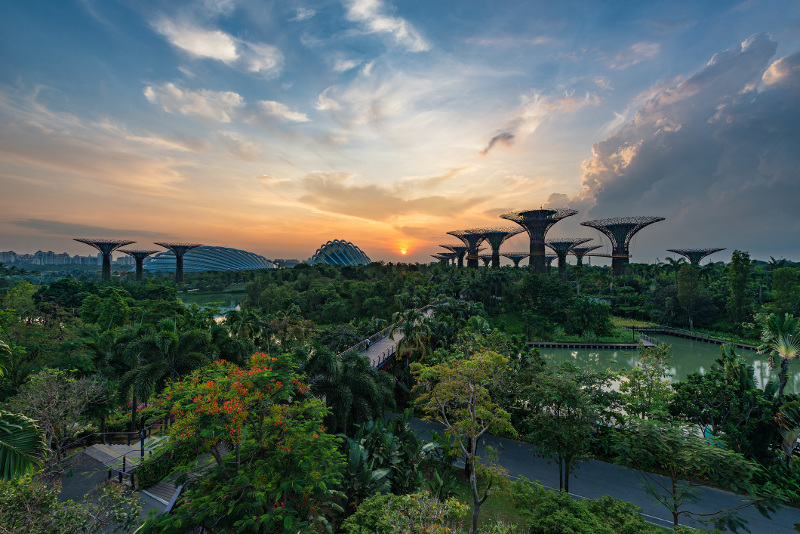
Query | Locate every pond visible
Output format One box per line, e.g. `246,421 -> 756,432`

178,291 -> 245,311
538,333 -> 799,394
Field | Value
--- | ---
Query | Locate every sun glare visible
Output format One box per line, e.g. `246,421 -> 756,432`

401,250 -> 407,255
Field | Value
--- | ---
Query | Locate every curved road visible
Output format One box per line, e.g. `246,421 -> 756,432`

401,416 -> 800,532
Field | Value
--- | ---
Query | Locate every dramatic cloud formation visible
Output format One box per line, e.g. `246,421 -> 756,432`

577,34 -> 800,258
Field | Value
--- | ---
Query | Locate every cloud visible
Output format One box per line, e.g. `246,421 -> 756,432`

144,83 -> 243,122
153,18 -> 283,75
257,100 -> 311,123
481,91 -> 601,155
290,7 -> 316,21
154,18 -> 238,62
218,131 -> 260,161
298,171 -> 483,222
608,42 -> 660,70
576,34 -> 800,259
200,0 -> 237,15
464,36 -> 552,47
344,0 -> 429,52
333,56 -> 363,73
12,219 -> 167,238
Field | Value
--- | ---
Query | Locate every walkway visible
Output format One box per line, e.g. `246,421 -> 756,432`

362,331 -> 402,368
402,416 -> 800,532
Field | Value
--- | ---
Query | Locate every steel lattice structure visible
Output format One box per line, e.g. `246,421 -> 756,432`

545,255 -> 556,274
500,208 -> 577,273
476,227 -> 524,268
74,238 -> 135,280
545,237 -> 592,280
447,230 -> 486,269
500,252 -> 531,268
154,242 -> 202,284
570,244 -> 602,266
440,244 -> 469,268
666,248 -> 726,267
431,253 -> 456,265
581,216 -> 665,276
119,249 -> 158,281
478,254 -> 493,267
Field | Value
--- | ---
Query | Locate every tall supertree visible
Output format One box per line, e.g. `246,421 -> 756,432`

447,230 -> 486,269
500,208 -> 577,273
74,238 -> 135,280
545,255 -> 556,275
478,255 -> 492,268
666,248 -> 726,267
545,237 -> 592,280
154,242 -> 202,284
501,252 -> 530,268
440,244 -> 469,268
478,227 -> 524,268
581,216 -> 665,276
119,249 -> 159,281
570,244 -> 602,295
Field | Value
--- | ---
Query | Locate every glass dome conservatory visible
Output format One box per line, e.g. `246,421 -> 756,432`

309,240 -> 371,267
143,246 -> 276,273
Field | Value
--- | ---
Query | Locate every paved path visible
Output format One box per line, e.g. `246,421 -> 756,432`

401,416 -> 800,532
362,331 -> 402,367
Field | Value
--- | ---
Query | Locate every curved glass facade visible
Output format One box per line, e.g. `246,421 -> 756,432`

143,246 -> 276,273
309,240 -> 371,266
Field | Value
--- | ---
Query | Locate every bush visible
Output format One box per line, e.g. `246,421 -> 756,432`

135,441 -> 196,489
341,492 -> 469,534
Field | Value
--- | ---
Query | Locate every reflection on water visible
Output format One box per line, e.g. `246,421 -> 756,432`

178,291 -> 244,311
539,333 -> 798,394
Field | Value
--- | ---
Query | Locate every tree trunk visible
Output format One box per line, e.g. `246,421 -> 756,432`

464,436 -> 473,477
779,356 -> 790,399
671,478 -> 679,529
131,392 -> 137,433
564,457 -> 570,493
470,468 -> 481,534
558,456 -> 563,490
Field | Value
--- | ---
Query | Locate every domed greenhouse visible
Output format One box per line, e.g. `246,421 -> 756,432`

143,246 -> 276,273
309,240 -> 371,267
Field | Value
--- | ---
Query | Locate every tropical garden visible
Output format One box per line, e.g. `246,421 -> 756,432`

0,252 -> 798,533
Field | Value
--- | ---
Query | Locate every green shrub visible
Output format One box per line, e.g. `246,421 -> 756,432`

341,492 -> 469,534
135,441 -> 196,489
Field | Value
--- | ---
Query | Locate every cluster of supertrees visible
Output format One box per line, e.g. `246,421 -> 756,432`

73,238 -> 201,283
431,209 -> 700,277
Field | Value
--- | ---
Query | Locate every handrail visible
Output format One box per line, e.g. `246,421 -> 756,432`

59,419 -> 169,459
625,325 -> 758,350
337,303 -> 435,357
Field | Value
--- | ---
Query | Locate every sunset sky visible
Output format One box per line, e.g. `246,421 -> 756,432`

1,0 -> 799,265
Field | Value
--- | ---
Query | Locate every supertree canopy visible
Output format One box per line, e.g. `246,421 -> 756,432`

119,249 -> 158,281
478,254 -> 493,267
441,244 -> 469,268
500,208 -> 577,273
666,248 -> 726,267
545,255 -> 556,275
74,238 -> 135,280
570,244 -> 602,267
581,216 -> 665,276
431,253 -> 454,265
500,252 -> 530,268
545,237 -> 592,280
447,230 -> 486,269
477,227 -> 524,268
154,242 -> 202,284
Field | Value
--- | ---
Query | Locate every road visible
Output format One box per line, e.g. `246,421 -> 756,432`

401,416 -> 800,532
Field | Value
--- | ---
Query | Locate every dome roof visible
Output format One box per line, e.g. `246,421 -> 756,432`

144,246 -> 276,273
309,240 -> 371,267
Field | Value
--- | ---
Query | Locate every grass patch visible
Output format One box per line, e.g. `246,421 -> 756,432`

611,316 -> 657,328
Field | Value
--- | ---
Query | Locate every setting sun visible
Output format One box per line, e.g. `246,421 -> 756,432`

401,250 -> 407,255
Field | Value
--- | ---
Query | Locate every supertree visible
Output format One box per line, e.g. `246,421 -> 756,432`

545,255 -> 556,275
545,237 -> 592,280
431,253 -> 454,265
479,254 -> 492,268
74,238 -> 135,280
477,227 -> 524,268
440,244 -> 469,268
119,249 -> 159,281
153,242 -> 202,284
570,244 -> 602,295
581,216 -> 665,276
500,252 -> 530,268
666,248 -> 726,267
500,208 -> 577,273
447,230 -> 486,269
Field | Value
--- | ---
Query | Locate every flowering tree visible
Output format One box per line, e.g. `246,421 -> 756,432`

143,353 -> 345,533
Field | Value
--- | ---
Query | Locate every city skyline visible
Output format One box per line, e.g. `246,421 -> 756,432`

1,1 -> 799,264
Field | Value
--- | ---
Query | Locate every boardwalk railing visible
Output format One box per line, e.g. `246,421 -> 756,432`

626,326 -> 758,350
59,418 -> 170,459
337,304 -> 436,360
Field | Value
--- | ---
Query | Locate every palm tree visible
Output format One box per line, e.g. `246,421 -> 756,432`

120,319 -> 210,431
0,339 -> 11,377
758,313 -> 800,400
304,349 -> 394,434
663,257 -> 687,285
0,410 -> 47,480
